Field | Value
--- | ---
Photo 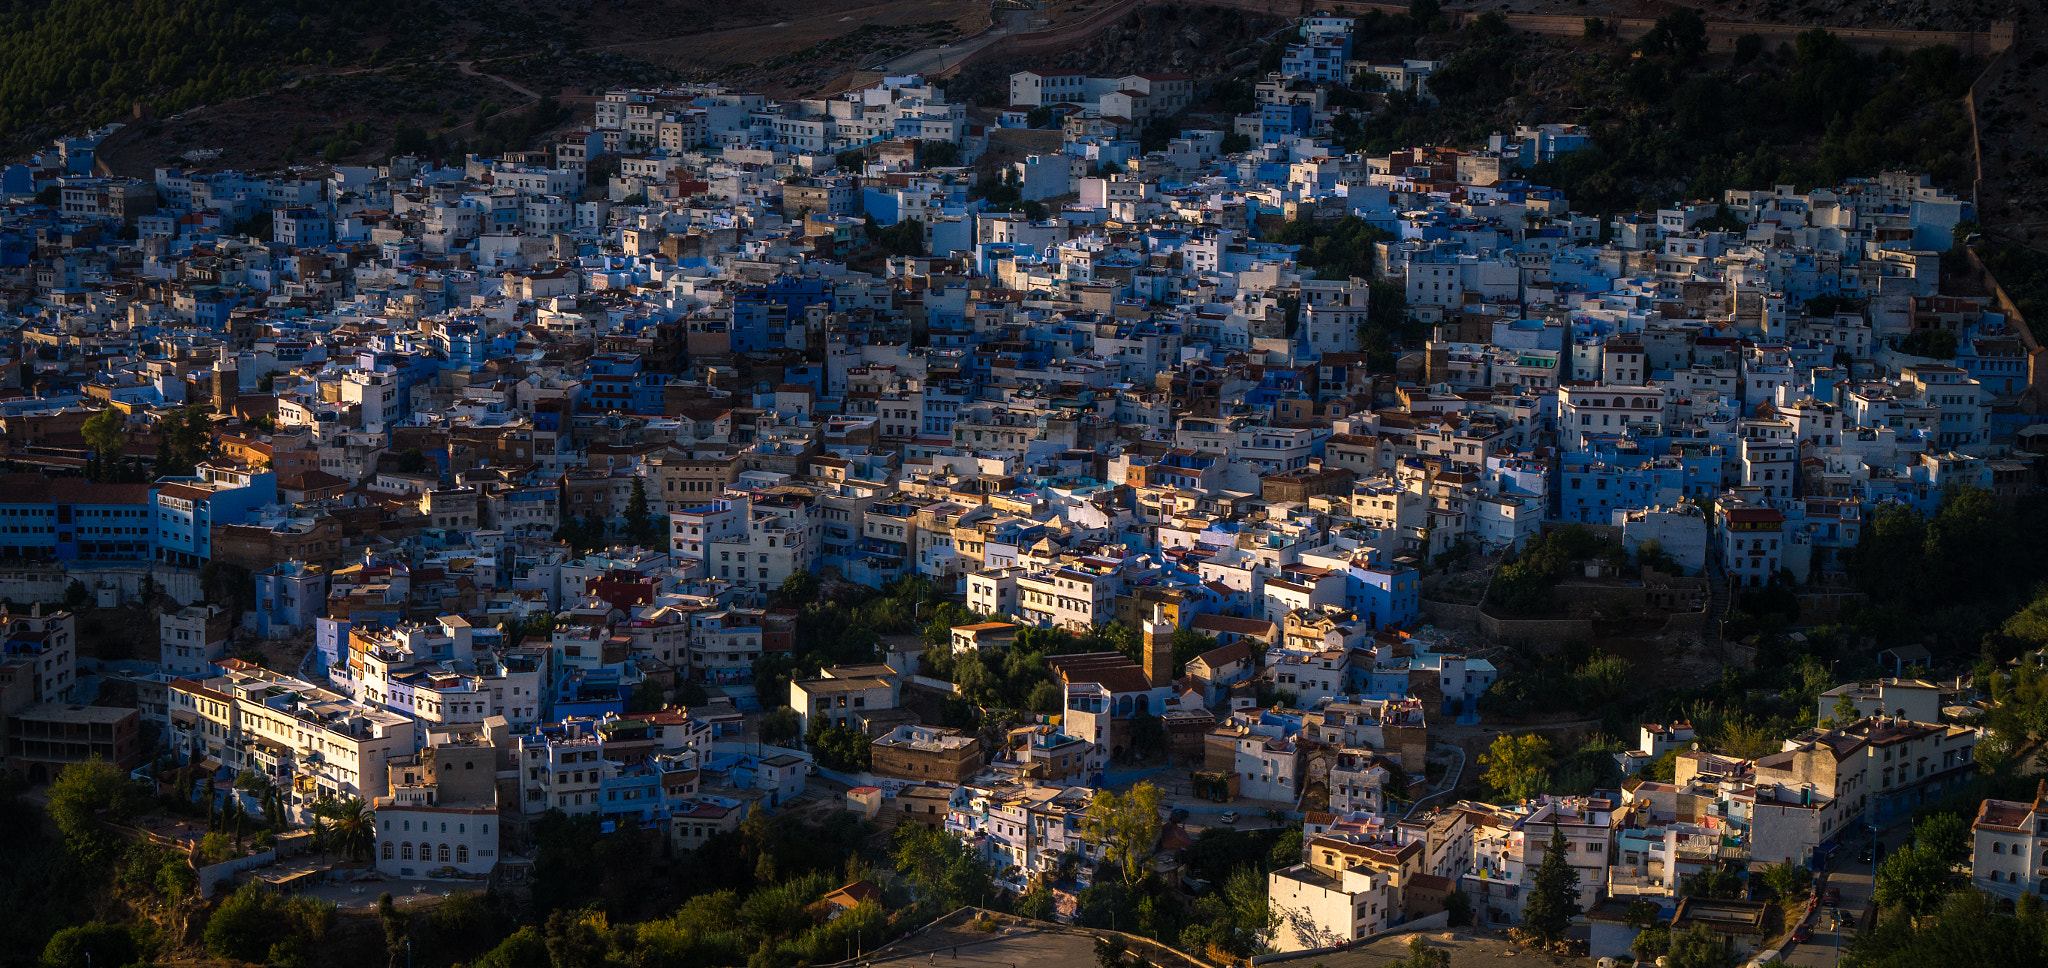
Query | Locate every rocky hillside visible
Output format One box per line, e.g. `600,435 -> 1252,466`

946,6 -> 1288,108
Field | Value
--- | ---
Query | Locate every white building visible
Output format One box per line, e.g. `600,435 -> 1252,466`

1971,783 -> 2048,901
1268,849 -> 1396,951
159,605 -> 230,677
375,803 -> 499,877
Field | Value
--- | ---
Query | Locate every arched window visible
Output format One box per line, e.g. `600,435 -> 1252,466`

1995,843 -> 2005,854
401,843 -> 413,860
457,845 -> 469,864
382,842 -> 394,860
440,844 -> 451,862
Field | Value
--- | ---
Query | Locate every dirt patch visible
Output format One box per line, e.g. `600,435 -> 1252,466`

1463,0 -> 2017,32
97,65 -> 518,175
1264,926 -> 1597,968
978,127 -> 1068,175
1973,29 -> 2048,252
574,0 -> 994,96
944,5 -> 1286,108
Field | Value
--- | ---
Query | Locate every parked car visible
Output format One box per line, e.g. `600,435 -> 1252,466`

1824,887 -> 1841,907
1791,925 -> 1811,944
1169,808 -> 1189,823
1859,843 -> 1874,863
1220,810 -> 1239,824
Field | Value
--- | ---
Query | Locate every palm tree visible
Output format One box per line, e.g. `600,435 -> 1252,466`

316,795 -> 375,861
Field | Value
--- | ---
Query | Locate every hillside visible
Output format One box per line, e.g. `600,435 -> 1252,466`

9,0 -> 993,169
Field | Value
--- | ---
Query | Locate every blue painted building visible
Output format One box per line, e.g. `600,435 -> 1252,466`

0,479 -> 154,562
152,465 -> 276,566
254,560 -> 329,638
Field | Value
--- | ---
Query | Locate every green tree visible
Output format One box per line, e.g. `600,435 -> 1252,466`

1760,861 -> 1812,903
919,139 -> 961,167
1084,783 -> 1165,885
1632,924 -> 1673,961
377,891 -> 408,965
1842,888 -> 2048,967
313,795 -> 374,861
776,571 -> 820,606
45,757 -> 142,852
40,922 -> 139,968
1443,888 -> 1473,926
1640,8 -> 1709,62
1222,866 -> 1278,951
205,883 -> 332,963
1826,692 -> 1862,727
1665,922 -> 1733,968
627,680 -> 666,713
1912,812 -> 1971,868
173,402 -> 213,469
1679,866 -> 1744,899
1007,886 -> 1054,921
1481,733 -> 1554,802
759,707 -> 802,746
1025,679 -> 1064,714
1873,842 -> 1953,919
1520,828 -> 1582,944
1733,33 -> 1763,64
1624,899 -> 1662,929
1642,747 -> 1682,783
80,408 -> 125,469
625,476 -> 657,546
893,824 -> 995,909
806,723 -> 872,773
1383,934 -> 1449,968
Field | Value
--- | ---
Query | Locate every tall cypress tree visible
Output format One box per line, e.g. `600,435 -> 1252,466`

625,476 -> 655,546
1521,827 -> 1582,944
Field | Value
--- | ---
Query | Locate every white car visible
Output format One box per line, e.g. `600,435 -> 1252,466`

1220,810 -> 1239,825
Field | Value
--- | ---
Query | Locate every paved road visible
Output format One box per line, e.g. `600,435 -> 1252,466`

1405,743 -> 1466,818
457,60 -> 540,100
869,29 -> 1008,76
1777,823 -> 1906,968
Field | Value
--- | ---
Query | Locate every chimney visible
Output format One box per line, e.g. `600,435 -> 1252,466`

1142,602 -> 1174,689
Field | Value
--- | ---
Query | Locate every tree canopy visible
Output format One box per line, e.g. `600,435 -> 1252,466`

1084,783 -> 1165,885
1519,828 -> 1581,944
1480,733 -> 1554,802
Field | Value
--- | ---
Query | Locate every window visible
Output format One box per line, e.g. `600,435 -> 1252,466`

383,842 -> 394,859
401,842 -> 414,860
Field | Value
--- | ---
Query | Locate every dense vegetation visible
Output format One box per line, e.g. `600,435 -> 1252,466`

1320,10 -> 1980,215
1527,31 -> 1978,213
1975,238 -> 2048,324
1262,216 -> 1413,368
1844,813 -> 2048,966
1841,485 -> 2048,660
0,0 -> 451,150
1484,524 -> 1627,617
